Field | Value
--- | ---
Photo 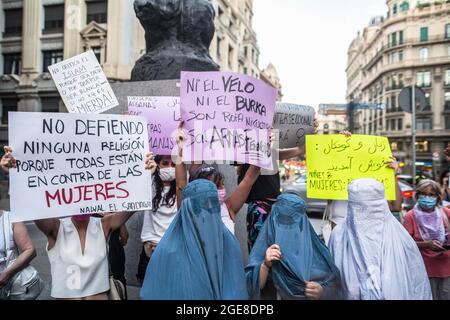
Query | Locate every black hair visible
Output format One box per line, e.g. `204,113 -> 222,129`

439,170 -> 450,187
152,155 -> 177,212
189,165 -> 225,188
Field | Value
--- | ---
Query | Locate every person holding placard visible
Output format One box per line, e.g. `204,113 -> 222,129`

174,123 -> 261,235
246,192 -> 343,301
1,148 -> 156,300
241,119 -> 319,252
140,179 -> 248,300
137,155 -> 178,285
321,131 -> 403,246
329,178 -> 432,300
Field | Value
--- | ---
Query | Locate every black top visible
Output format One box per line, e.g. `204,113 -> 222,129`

238,164 -> 281,203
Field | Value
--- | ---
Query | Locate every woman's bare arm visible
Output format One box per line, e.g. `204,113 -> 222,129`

225,165 -> 261,220
4,223 -> 37,280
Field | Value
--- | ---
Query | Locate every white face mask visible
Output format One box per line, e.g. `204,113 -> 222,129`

159,167 -> 176,182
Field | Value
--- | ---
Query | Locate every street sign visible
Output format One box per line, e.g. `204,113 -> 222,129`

399,86 -> 427,113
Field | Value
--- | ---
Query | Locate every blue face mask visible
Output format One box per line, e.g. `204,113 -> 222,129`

418,196 -> 438,210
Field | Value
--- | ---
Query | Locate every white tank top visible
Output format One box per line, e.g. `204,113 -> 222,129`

47,218 -> 109,299
0,211 -> 14,273
220,203 -> 235,235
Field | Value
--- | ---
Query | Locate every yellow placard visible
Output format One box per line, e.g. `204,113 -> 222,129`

306,135 -> 396,200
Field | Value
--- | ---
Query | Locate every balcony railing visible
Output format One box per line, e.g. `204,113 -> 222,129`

385,83 -> 404,91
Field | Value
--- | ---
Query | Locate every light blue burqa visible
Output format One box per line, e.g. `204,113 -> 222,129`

246,193 -> 342,300
140,179 -> 248,300
329,178 -> 432,300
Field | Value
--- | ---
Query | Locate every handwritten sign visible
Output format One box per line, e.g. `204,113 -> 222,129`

274,103 -> 315,148
306,135 -> 395,200
8,112 -> 152,222
180,71 -> 277,170
48,50 -> 119,114
128,96 -> 181,155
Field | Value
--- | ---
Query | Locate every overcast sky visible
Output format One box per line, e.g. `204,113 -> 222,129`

253,0 -> 388,110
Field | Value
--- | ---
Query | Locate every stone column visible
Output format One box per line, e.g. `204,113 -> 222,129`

21,0 -> 41,85
103,0 -> 135,80
19,0 -> 41,111
432,67 -> 443,130
64,0 -> 86,59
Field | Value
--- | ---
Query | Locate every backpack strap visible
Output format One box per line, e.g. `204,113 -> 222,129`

3,211 -> 12,251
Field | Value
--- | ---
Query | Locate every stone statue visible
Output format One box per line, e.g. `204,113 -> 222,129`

131,0 -> 220,81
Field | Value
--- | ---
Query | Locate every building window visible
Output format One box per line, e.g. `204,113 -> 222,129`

243,67 -> 248,75
400,1 -> 409,12
228,45 -> 234,69
216,37 -> 221,59
416,71 -> 431,87
445,116 -> 450,130
43,5 -> 64,34
424,93 -> 431,111
445,92 -> 450,110
391,96 -> 397,110
416,118 -> 433,131
1,98 -> 18,125
399,31 -> 404,44
398,118 -> 403,131
244,46 -> 248,58
393,4 -> 398,15
86,0 -> 108,24
416,141 -> 429,153
420,27 -> 428,42
43,50 -> 64,73
445,69 -> 450,86
391,119 -> 396,131
3,9 -> 22,37
391,32 -> 397,47
3,53 -> 22,75
41,97 -> 61,113
398,141 -> 404,151
92,47 -> 101,63
419,48 -> 428,61
446,24 -> 450,39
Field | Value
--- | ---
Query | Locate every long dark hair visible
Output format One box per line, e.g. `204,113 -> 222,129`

189,165 -> 225,187
152,155 -> 177,212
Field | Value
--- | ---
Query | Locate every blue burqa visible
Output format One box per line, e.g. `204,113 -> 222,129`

246,193 -> 342,300
140,179 -> 248,300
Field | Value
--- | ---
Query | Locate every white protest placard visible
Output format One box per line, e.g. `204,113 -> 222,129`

8,112 -> 152,222
48,50 -> 119,114
128,96 -> 181,156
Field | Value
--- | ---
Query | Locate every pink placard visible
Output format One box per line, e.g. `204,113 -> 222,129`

128,96 -> 181,156
180,71 -> 277,170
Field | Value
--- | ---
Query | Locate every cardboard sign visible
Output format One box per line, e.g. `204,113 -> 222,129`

274,103 -> 315,148
128,96 -> 181,156
180,71 -> 277,170
306,134 -> 396,200
8,112 -> 152,222
48,50 -> 119,114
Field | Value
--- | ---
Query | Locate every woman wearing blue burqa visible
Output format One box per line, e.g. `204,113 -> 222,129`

140,179 -> 248,300
246,192 -> 343,300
